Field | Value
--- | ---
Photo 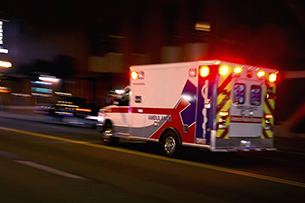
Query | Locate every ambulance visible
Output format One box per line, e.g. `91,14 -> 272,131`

97,60 -> 278,157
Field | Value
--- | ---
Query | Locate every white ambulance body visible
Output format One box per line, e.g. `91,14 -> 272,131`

97,60 -> 278,157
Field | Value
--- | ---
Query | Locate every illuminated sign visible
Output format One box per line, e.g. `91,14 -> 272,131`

0,20 -> 8,54
0,21 -> 3,45
31,87 -> 52,94
39,75 -> 60,83
31,81 -> 53,85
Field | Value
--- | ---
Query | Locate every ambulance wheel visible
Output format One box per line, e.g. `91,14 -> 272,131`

161,131 -> 181,157
102,121 -> 118,146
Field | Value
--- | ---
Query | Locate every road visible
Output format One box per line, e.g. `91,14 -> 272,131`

0,116 -> 304,203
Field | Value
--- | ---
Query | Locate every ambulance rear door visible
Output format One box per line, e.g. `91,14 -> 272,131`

229,76 -> 264,137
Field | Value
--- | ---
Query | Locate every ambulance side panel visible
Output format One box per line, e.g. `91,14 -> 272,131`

129,62 -> 202,143
130,63 -> 198,108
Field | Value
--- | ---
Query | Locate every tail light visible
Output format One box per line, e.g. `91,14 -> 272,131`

219,111 -> 229,129
220,111 -> 229,117
265,114 -> 273,130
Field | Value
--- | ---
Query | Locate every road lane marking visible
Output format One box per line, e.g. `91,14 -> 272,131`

15,160 -> 88,181
0,150 -> 24,160
1,126 -> 305,188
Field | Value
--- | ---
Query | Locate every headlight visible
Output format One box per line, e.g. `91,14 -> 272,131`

97,111 -> 105,122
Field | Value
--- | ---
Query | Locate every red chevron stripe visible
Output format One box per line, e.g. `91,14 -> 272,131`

217,93 -> 231,114
218,74 -> 232,95
262,129 -> 271,139
217,127 -> 229,139
264,98 -> 275,115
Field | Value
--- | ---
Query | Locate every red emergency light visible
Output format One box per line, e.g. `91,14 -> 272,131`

269,73 -> 277,83
234,67 -> 242,74
219,66 -> 229,76
199,66 -> 209,77
257,71 -> 265,78
131,71 -> 138,80
76,108 -> 92,112
220,111 -> 229,117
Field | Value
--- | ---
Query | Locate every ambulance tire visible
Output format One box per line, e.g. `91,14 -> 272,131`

160,130 -> 182,158
102,121 -> 118,146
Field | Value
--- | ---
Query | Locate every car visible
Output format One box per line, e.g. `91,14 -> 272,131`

34,96 -> 100,128
35,96 -> 98,117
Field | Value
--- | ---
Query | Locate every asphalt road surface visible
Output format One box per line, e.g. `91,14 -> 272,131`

0,116 -> 304,203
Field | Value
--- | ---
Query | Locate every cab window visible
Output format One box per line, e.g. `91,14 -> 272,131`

250,85 -> 261,106
233,83 -> 245,104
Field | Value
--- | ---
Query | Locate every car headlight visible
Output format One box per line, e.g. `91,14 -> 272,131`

97,111 -> 105,122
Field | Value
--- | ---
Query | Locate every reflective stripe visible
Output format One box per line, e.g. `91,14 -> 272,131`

216,71 -> 232,139
262,83 -> 276,139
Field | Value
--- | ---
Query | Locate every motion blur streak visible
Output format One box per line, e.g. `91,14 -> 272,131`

0,125 -> 304,188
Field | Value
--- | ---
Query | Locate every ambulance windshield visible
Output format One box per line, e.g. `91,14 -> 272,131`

118,87 -> 130,106
109,86 -> 130,106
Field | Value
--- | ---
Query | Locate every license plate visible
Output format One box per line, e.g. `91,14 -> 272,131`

240,140 -> 251,147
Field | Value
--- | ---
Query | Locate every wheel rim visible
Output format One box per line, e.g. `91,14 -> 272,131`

164,136 -> 176,155
102,124 -> 113,142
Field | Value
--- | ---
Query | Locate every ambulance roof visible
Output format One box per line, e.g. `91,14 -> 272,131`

130,60 -> 278,72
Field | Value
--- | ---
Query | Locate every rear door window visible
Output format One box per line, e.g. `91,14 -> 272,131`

250,85 -> 261,106
233,83 -> 245,104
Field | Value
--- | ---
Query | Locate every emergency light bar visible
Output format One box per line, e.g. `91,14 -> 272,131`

198,64 -> 278,84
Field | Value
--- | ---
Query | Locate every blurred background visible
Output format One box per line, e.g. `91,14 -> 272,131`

0,0 -> 305,132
